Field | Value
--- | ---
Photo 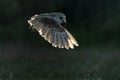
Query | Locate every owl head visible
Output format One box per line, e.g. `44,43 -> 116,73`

50,13 -> 67,27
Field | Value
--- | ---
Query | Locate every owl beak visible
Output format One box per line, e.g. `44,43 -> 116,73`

60,22 -> 67,26
60,18 -> 67,26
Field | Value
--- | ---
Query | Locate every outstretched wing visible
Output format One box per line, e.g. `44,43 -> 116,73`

28,14 -> 79,49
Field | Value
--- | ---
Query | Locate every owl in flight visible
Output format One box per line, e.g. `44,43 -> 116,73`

28,12 -> 79,49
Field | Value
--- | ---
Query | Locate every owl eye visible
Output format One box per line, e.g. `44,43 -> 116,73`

59,17 -> 62,19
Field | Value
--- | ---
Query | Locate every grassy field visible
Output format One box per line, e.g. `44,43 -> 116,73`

0,42 -> 120,80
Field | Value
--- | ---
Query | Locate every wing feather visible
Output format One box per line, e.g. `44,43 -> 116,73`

65,29 -> 79,46
53,29 -> 57,47
44,28 -> 50,40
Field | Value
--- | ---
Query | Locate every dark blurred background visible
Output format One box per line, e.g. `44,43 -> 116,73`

0,0 -> 120,80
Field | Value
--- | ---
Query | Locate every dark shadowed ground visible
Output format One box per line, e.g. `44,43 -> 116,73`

0,42 -> 120,80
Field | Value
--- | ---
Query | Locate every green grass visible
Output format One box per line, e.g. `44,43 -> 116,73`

0,42 -> 120,80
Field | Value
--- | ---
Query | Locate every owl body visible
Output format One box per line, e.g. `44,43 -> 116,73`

28,12 -> 79,49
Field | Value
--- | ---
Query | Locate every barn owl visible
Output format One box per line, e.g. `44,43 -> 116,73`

28,12 -> 79,49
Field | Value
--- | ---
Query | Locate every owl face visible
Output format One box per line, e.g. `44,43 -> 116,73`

50,13 -> 67,27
